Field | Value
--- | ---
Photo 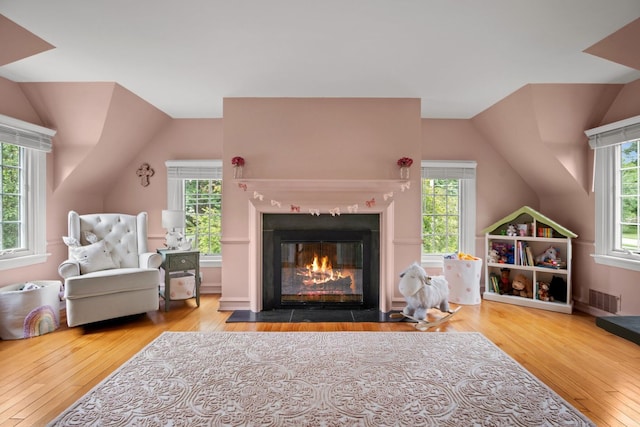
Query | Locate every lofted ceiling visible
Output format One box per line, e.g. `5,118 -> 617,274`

1,0 -> 640,119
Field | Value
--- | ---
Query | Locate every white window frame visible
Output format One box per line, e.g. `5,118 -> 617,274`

421,160 -> 477,270
587,115 -> 640,272
166,160 -> 223,268
0,114 -> 55,270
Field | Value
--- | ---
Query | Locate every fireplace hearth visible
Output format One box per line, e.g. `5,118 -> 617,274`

263,214 -> 379,310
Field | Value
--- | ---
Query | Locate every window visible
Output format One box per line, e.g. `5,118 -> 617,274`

0,114 -> 55,270
421,160 -> 477,268
166,160 -> 223,267
587,115 -> 640,271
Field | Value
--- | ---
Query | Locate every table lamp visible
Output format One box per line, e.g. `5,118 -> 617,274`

162,209 -> 185,250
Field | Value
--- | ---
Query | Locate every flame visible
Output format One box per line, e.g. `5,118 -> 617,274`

301,254 -> 353,286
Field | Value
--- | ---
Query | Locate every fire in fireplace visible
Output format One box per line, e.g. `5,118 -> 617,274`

263,214 -> 379,310
280,239 -> 363,305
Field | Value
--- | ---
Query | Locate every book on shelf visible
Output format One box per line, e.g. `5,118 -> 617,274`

517,241 -> 533,266
525,246 -> 534,266
537,227 -> 553,238
489,273 -> 501,293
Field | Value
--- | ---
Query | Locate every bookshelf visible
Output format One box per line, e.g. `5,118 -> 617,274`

483,206 -> 577,314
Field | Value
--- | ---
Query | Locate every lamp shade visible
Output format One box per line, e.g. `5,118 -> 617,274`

162,210 -> 185,230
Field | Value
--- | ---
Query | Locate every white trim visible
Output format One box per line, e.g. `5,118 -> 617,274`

0,253 -> 49,271
591,132 -> 640,272
0,147 -> 49,269
585,114 -> 640,137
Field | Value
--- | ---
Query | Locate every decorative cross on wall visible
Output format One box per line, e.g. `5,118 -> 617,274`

136,163 -> 155,187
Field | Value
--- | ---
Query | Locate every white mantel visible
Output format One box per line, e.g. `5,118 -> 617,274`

219,177 -> 420,313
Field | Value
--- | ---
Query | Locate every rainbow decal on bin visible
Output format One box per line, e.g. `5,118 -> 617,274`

22,305 -> 59,338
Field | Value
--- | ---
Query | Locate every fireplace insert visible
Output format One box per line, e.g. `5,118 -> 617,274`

263,214 -> 379,310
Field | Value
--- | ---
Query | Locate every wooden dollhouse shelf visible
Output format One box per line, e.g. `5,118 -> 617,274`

483,206 -> 577,314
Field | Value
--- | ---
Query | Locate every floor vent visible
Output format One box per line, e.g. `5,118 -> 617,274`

589,289 -> 618,314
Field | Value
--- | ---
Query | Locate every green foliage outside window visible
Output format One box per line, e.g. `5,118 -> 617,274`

184,179 -> 222,255
1,143 -> 22,251
422,178 -> 460,254
619,140 -> 639,250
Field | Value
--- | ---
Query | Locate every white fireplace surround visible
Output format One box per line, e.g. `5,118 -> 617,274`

237,179 -> 410,313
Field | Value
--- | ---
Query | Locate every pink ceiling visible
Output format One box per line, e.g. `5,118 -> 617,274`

0,15 -> 53,67
584,17 -> 640,71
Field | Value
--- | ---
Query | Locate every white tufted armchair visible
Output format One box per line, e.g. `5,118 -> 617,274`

58,211 -> 161,327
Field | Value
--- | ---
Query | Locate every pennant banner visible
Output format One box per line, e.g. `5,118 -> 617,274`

238,181 -> 411,216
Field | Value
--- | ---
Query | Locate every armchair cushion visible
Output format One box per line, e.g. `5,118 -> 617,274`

64,268 -> 159,299
69,240 -> 120,274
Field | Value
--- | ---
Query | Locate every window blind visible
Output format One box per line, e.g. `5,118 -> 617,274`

0,114 -> 56,153
421,160 -> 477,179
586,115 -> 640,149
166,160 -> 223,179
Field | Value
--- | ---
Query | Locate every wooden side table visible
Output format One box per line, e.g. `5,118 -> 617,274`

157,249 -> 200,312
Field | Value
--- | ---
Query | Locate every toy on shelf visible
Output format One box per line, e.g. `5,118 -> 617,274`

488,249 -> 499,263
511,273 -> 533,298
500,268 -> 511,294
535,246 -> 565,269
537,281 -> 550,301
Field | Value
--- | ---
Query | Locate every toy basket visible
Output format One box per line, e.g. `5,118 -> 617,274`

444,258 -> 483,305
0,280 -> 61,340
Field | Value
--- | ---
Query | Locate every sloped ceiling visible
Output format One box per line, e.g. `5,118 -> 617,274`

1,5 -> 640,198
472,84 -> 624,197
19,82 -> 170,196
584,17 -> 640,71
1,1 -> 639,119
0,14 -> 53,67
472,18 -> 640,198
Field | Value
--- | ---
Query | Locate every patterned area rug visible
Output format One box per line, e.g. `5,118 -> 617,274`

48,332 -> 594,426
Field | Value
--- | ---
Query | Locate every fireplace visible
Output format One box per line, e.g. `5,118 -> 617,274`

263,214 -> 379,310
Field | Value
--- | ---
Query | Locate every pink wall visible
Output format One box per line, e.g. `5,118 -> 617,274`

1,75 -> 640,314
421,118 -> 537,258
471,82 -> 640,315
221,98 -> 422,311
105,118 -> 224,291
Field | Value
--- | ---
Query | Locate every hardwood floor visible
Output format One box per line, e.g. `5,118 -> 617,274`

1,295 -> 638,426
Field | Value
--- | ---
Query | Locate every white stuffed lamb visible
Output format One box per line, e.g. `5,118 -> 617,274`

398,262 -> 451,321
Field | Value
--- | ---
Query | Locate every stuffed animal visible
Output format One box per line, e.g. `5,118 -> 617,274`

506,224 -> 517,236
488,249 -> 499,263
537,281 -> 550,301
500,268 -> 511,294
511,273 -> 533,298
535,246 -> 558,265
549,276 -> 567,302
398,262 -> 451,321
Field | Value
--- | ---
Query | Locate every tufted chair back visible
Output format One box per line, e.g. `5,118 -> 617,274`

68,211 -> 149,269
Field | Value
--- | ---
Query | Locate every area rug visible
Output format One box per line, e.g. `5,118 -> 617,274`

48,332 -> 594,426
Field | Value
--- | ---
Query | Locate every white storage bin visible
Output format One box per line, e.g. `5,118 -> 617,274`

444,258 -> 483,305
0,280 -> 61,340
160,273 -> 195,300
